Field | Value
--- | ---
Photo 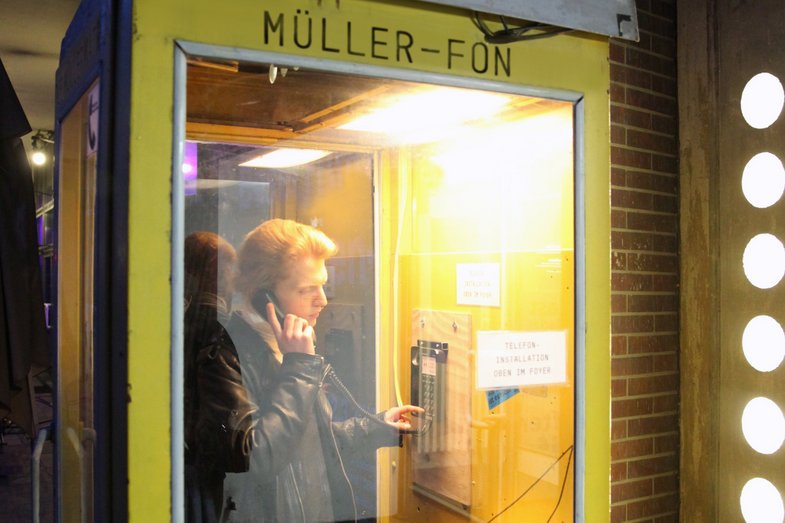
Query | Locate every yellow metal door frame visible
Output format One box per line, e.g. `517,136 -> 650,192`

127,1 -> 610,520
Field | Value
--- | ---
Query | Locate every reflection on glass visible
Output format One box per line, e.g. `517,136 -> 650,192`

742,397 -> 785,454
58,81 -> 98,523
743,233 -> 785,289
338,87 -> 510,140
740,477 -> 784,523
239,148 -> 330,168
742,315 -> 785,372
741,72 -> 784,129
742,152 -> 785,209
181,58 -> 576,522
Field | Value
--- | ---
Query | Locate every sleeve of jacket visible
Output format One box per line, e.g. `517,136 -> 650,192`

248,352 -> 326,476
330,412 -> 401,456
194,342 -> 259,473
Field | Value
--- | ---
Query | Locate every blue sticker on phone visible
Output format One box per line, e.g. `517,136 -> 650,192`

486,388 -> 519,410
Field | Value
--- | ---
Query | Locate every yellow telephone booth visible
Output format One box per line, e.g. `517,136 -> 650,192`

55,0 -> 636,520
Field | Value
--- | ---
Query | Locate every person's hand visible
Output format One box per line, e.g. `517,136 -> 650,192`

383,405 -> 425,431
266,302 -> 315,355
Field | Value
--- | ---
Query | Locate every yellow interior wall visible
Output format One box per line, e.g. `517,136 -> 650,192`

129,0 -> 609,520
385,105 -> 575,521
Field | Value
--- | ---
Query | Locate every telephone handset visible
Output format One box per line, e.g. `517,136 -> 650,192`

252,288 -> 427,435
252,289 -> 285,325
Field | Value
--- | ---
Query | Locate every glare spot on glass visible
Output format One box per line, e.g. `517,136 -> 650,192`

740,477 -> 784,523
743,315 -> 785,372
338,88 -> 511,140
743,234 -> 785,289
742,152 -> 785,208
239,148 -> 330,168
741,72 -> 785,129
31,151 -> 47,166
742,397 -> 785,454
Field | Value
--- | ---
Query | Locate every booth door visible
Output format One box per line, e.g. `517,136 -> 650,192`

57,81 -> 98,523
177,55 -> 577,522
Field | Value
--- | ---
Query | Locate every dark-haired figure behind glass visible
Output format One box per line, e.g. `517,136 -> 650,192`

222,219 -> 422,522
183,231 -> 257,523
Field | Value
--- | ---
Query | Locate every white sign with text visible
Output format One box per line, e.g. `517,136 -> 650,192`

476,330 -> 567,389
456,263 -> 500,307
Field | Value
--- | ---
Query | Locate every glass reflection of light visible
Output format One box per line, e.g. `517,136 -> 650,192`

239,148 -> 330,168
430,112 -> 571,184
742,152 -> 785,208
743,233 -> 785,289
339,88 -> 511,142
183,141 -> 198,196
740,477 -> 784,523
741,72 -> 784,129
742,397 -> 785,455
742,315 -> 785,372
31,150 -> 47,166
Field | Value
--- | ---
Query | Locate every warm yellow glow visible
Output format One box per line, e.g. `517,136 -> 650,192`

31,151 -> 47,166
338,88 -> 511,141
429,111 -> 572,186
239,148 -> 330,168
741,72 -> 784,129
740,477 -> 784,523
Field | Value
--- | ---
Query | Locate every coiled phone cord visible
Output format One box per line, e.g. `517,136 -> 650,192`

323,364 -> 431,436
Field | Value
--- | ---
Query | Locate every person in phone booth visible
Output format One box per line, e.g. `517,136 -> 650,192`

182,231 -> 257,523
222,218 -> 422,522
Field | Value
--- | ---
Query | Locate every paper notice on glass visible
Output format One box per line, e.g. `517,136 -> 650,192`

456,263 -> 500,306
476,330 -> 567,389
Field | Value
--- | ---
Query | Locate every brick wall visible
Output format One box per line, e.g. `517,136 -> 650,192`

609,1 -> 680,521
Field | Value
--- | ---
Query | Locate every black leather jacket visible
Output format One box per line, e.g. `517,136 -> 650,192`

220,314 -> 400,522
185,314 -> 257,523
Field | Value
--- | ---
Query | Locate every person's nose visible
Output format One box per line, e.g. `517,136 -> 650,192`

315,286 -> 327,307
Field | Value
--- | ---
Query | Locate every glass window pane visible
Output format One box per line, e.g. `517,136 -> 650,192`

179,56 -> 576,522
58,80 -> 98,523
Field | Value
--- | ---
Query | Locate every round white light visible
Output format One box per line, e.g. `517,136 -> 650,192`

740,477 -> 784,523
742,397 -> 785,454
743,316 -> 785,372
743,234 -> 785,289
742,153 -> 785,208
741,73 -> 785,129
182,163 -> 193,174
31,151 -> 46,166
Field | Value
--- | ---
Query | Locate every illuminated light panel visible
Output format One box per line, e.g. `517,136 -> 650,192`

740,477 -> 784,523
741,72 -> 784,129
742,152 -> 785,208
742,397 -> 785,454
240,149 -> 330,168
338,89 -> 511,137
743,233 -> 785,289
742,315 -> 785,372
